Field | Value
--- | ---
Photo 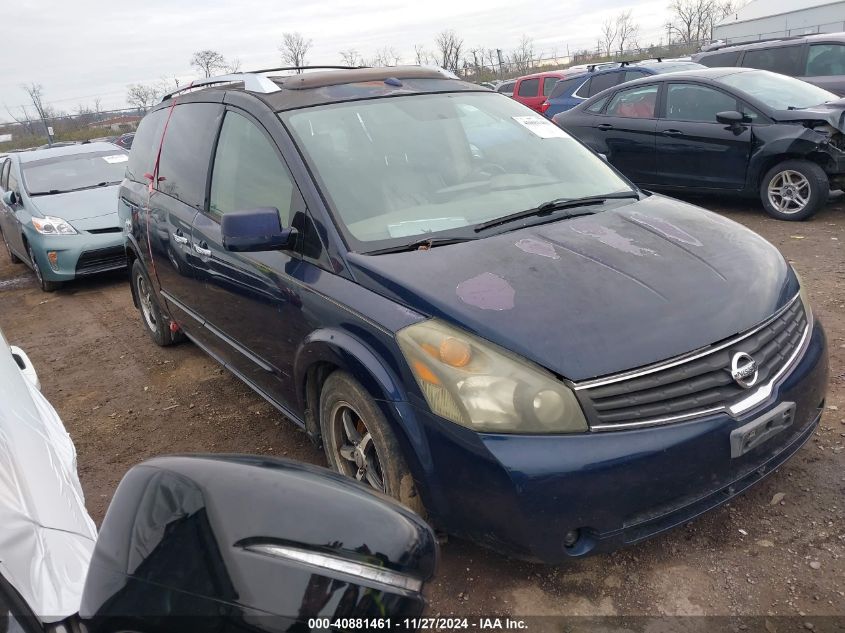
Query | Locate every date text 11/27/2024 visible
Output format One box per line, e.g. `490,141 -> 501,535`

307,618 -> 528,630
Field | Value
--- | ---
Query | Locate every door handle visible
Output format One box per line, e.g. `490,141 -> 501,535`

662,129 -> 684,136
193,242 -> 212,257
173,231 -> 188,245
597,123 -> 613,131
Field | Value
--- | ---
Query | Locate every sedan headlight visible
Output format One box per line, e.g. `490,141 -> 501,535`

397,319 -> 588,434
31,216 -> 77,235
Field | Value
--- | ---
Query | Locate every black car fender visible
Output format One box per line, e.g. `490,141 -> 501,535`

748,124 -> 844,188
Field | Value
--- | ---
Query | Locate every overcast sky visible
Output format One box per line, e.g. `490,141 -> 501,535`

1,0 -> 673,121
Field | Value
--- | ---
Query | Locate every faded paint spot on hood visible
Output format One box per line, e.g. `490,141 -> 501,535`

626,211 -> 703,247
569,221 -> 659,257
456,272 -> 515,311
515,237 -> 560,259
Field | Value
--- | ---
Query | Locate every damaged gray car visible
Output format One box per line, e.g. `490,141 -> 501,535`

553,68 -> 845,220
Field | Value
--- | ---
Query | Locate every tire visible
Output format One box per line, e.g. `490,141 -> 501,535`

131,259 -> 182,346
2,230 -> 21,264
319,371 -> 426,517
27,244 -> 61,292
760,159 -> 829,221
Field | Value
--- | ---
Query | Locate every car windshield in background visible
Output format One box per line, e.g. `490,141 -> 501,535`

716,70 -> 837,110
21,150 -> 129,195
282,92 -> 632,249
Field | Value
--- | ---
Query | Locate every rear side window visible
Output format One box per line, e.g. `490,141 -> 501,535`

126,109 -> 167,183
517,78 -> 540,97
542,76 -> 559,96
699,50 -> 741,67
158,103 -> 222,209
586,96 -> 609,113
622,70 -> 647,82
606,84 -> 659,118
665,84 -> 737,122
806,43 -> 845,76
549,76 -> 586,99
588,71 -> 622,97
742,46 -> 804,76
497,81 -> 515,94
209,111 -> 298,225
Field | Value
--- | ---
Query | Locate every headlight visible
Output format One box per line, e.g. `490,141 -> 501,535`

397,319 -> 588,434
31,216 -> 77,235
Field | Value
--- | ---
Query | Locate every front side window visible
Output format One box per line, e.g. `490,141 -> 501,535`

665,84 -> 737,122
605,84 -> 659,118
282,93 -> 632,249
0,160 -> 9,190
517,78 -> 540,97
158,103 -> 222,209
716,69 -> 836,110
742,46 -> 804,76
209,111 -> 297,225
20,150 -> 128,195
806,43 -> 845,76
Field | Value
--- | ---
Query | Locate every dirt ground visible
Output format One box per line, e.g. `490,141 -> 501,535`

0,195 -> 842,621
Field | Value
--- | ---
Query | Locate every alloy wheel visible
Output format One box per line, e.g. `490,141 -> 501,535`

136,273 -> 158,333
329,401 -> 386,493
767,170 -> 811,215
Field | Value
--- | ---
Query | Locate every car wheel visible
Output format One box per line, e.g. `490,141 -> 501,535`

131,259 -> 182,346
2,231 -> 21,264
319,371 -> 426,517
27,244 -> 61,292
760,160 -> 829,221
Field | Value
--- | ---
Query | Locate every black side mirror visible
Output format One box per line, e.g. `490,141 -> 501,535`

81,455 -> 437,632
2,190 -> 18,206
220,207 -> 297,252
716,110 -> 744,126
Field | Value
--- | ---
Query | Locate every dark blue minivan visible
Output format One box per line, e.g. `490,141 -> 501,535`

121,66 -> 828,562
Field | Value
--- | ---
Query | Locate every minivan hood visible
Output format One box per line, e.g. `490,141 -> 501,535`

348,195 -> 796,381
28,185 -> 120,222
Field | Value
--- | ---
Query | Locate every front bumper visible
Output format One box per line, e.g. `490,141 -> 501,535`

29,231 -> 126,282
400,320 -> 828,563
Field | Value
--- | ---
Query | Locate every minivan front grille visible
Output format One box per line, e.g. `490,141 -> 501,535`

575,295 -> 808,431
75,246 -> 127,275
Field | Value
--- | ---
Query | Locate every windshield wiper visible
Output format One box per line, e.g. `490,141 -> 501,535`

474,192 -> 640,233
29,189 -> 69,196
29,181 -> 120,197
366,235 -> 478,255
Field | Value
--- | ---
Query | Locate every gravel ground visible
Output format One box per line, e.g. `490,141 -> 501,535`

0,194 -> 842,619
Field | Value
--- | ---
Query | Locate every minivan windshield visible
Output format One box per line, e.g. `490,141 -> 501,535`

282,92 -> 633,250
21,149 -> 128,195
716,70 -> 837,110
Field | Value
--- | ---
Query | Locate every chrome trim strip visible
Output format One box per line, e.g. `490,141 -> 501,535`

574,293 -> 801,391
590,406 -> 725,431
729,318 -> 811,416
242,543 -> 422,592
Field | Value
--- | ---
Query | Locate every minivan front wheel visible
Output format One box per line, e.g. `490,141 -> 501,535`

319,371 -> 426,516
131,259 -> 182,346
761,160 -> 829,221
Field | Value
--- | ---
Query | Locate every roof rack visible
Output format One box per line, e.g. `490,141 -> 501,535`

618,57 -> 663,66
160,65 -> 366,101
702,34 -> 807,52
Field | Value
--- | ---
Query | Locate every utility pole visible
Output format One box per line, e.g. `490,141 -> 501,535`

496,48 -> 505,79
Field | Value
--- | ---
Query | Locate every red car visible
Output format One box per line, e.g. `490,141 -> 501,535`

511,71 -> 567,113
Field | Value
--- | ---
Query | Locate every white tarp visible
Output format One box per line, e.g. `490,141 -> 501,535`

0,333 -> 96,623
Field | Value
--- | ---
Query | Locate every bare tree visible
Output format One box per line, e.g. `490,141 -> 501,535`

126,83 -> 162,112
435,29 -> 463,72
93,97 -> 102,114
599,16 -> 619,56
509,35 -> 535,74
190,50 -> 227,78
616,10 -> 640,53
369,46 -> 402,66
666,0 -> 721,45
279,32 -> 313,72
339,49 -> 364,66
21,83 -> 53,141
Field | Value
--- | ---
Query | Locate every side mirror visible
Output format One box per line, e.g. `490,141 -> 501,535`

716,110 -> 744,126
221,207 -> 297,252
80,455 -> 437,630
2,190 -> 18,206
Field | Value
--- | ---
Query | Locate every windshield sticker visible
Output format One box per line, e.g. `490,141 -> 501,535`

387,217 -> 468,238
512,116 -> 570,139
102,154 -> 128,164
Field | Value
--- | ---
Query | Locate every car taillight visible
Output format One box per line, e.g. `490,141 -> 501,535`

540,101 -> 550,113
